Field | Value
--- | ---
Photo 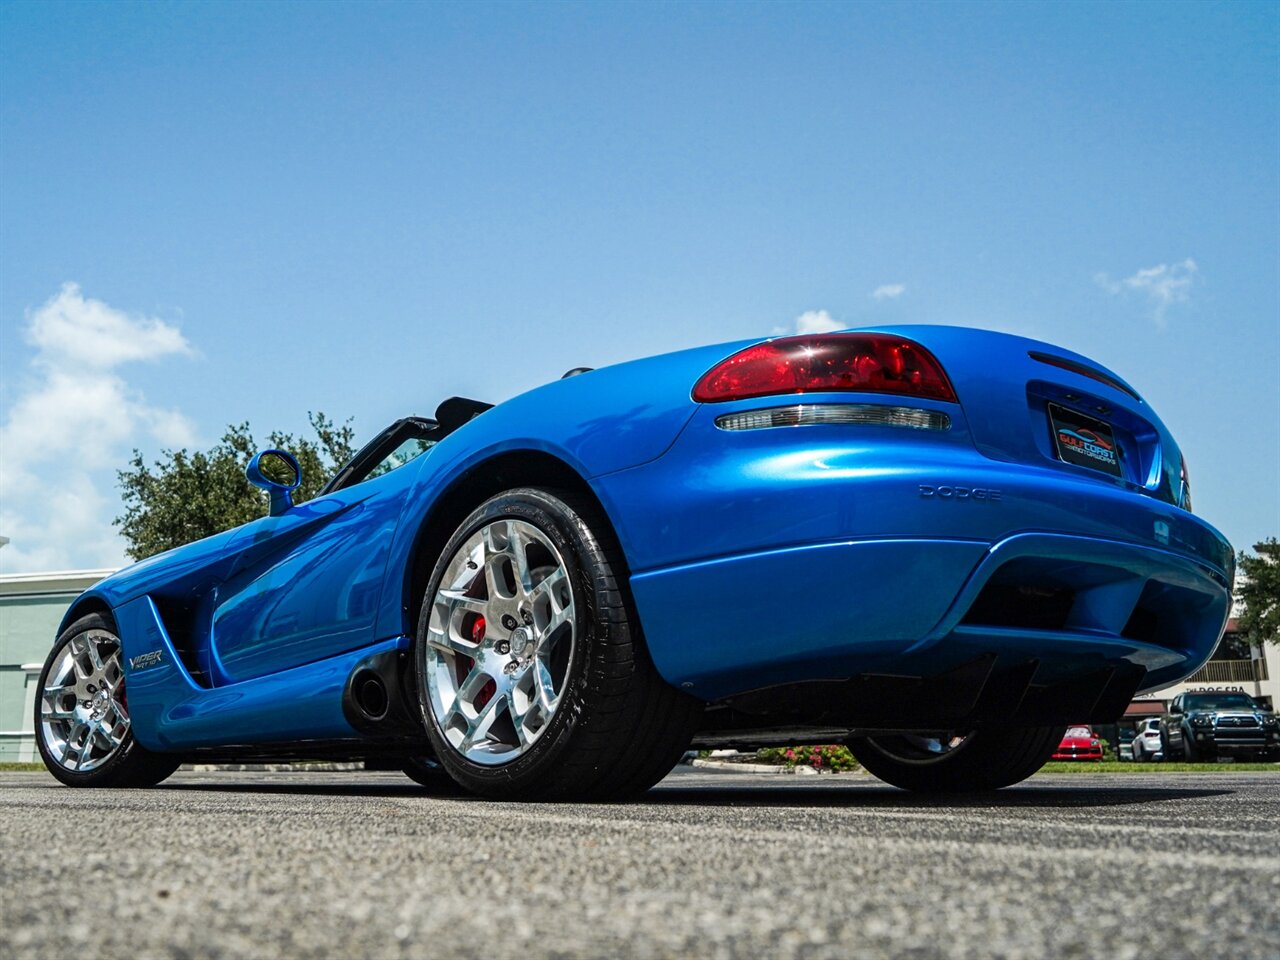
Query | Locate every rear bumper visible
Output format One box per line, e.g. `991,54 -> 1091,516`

605,404 -> 1232,719
631,530 -> 1231,715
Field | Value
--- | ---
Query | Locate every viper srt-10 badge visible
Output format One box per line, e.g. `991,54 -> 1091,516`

128,650 -> 164,671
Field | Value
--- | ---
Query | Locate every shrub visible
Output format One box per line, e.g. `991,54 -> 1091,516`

757,744 -> 859,772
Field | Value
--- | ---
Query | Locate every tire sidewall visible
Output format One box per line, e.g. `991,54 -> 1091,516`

1181,724 -> 1198,761
414,488 -> 610,793
34,613 -> 146,787
850,724 -> 1064,792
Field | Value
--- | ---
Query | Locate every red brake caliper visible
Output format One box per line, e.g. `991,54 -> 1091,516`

464,615 -> 496,710
454,615 -> 484,687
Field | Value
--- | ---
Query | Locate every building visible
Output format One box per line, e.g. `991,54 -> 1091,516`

0,569 -> 114,762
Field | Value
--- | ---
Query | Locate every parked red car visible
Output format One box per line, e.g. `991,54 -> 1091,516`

1052,725 -> 1104,761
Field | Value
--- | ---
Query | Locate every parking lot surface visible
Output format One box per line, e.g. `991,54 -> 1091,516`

2,767 -> 1277,959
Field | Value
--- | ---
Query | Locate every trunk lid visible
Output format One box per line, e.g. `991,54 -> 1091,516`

870,325 -> 1182,506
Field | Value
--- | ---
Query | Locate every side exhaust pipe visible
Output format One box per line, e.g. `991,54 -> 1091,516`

351,669 -> 390,722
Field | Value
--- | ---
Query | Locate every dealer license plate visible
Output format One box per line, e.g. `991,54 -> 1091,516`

1048,403 -> 1122,477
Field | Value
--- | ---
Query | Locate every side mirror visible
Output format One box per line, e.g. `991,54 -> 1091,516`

246,449 -> 302,516
1168,703 -> 1182,716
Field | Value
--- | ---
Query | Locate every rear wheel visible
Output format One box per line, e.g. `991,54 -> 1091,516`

34,613 -> 180,788
415,488 -> 702,800
847,724 -> 1064,792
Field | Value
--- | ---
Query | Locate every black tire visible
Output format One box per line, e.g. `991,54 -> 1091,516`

414,488 -> 703,801
34,613 -> 181,788
1182,727 -> 1199,762
400,755 -> 466,795
847,724 -> 1065,792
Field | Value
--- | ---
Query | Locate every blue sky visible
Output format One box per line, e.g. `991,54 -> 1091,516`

1,0 -> 1277,571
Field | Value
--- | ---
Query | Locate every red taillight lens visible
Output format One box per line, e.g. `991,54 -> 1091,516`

693,334 -> 957,403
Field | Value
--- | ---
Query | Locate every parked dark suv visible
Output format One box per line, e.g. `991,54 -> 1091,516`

1161,692 -> 1280,761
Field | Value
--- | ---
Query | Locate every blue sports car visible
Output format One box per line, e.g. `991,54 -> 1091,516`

35,327 -> 1233,796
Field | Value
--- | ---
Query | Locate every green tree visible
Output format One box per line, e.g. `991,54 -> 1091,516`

1237,539 -> 1280,647
115,412 -> 355,561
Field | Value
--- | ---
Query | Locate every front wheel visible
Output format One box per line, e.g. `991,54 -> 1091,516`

34,613 -> 180,788
414,488 -> 702,801
847,725 -> 1064,792
1182,729 -> 1199,762
401,755 -> 465,795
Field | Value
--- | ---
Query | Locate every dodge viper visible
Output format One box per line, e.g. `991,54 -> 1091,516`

35,326 -> 1234,797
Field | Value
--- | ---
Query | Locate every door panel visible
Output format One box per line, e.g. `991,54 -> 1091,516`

206,464 -> 421,685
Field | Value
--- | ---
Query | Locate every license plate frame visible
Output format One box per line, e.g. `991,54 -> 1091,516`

1048,403 -> 1122,477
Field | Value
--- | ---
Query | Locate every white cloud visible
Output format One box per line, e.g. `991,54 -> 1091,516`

1095,259 -> 1198,327
0,284 -> 195,572
27,283 -> 191,368
871,283 -> 906,301
791,309 -> 844,335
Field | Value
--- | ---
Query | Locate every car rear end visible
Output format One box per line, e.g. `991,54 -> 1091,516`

598,325 -> 1233,729
1135,723 -> 1165,760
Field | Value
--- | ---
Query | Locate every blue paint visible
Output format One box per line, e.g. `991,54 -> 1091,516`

208,463 -> 420,684
631,538 -> 992,698
115,593 -> 408,750
55,327 -> 1232,754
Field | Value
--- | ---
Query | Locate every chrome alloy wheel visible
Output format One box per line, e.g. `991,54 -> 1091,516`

39,631 -> 131,773
423,518 -> 577,765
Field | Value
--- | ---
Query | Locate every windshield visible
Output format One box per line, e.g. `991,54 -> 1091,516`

363,436 -> 434,482
1184,693 -> 1258,712
1065,726 -> 1092,738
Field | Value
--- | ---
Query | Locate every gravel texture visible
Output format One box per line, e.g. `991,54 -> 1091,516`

1,767 -> 1277,959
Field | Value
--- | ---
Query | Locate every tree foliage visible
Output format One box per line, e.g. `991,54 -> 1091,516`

1237,539 -> 1280,647
115,412 -> 355,561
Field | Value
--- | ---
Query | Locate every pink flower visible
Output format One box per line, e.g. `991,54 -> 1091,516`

785,749 -> 796,760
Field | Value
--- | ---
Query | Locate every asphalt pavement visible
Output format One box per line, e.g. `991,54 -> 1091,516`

2,767 -> 1277,959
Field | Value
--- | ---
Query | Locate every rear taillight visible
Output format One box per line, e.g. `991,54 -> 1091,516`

693,334 -> 957,403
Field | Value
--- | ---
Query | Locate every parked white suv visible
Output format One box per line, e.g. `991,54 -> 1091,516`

1131,718 -> 1163,762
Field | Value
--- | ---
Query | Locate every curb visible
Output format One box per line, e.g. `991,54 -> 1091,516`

690,759 -> 821,775
181,762 -> 367,773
